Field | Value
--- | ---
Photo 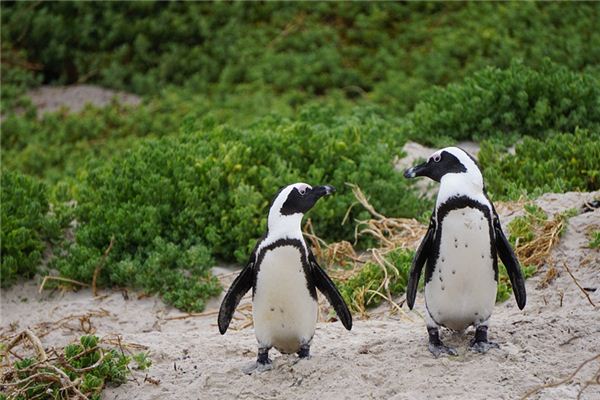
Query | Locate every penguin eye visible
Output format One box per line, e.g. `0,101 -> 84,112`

432,154 -> 442,163
298,187 -> 307,195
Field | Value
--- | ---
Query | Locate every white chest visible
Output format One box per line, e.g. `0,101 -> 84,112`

425,207 -> 497,330
253,245 -> 317,353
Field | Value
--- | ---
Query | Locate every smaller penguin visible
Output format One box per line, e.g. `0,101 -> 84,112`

218,183 -> 352,372
404,147 -> 526,357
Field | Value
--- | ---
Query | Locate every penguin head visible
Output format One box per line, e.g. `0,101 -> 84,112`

267,183 -> 335,235
403,147 -> 482,185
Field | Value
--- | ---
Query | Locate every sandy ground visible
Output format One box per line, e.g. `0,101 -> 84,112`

1,191 -> 599,400
26,84 -> 141,116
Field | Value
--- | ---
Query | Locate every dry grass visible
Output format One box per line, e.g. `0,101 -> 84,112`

305,184 -> 427,318
513,212 -> 569,268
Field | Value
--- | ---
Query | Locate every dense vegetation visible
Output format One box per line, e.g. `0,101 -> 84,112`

0,171 -> 61,287
1,2 -> 598,312
480,129 -> 600,199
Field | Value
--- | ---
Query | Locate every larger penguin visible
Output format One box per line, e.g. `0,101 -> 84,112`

218,183 -> 352,372
404,147 -> 526,357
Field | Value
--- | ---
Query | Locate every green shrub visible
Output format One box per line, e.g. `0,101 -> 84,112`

0,87 -> 359,184
53,106 -> 427,311
404,60 -> 600,145
335,248 -> 414,313
2,2 -> 598,112
589,230 -> 600,249
0,170 -> 60,287
479,128 -> 600,200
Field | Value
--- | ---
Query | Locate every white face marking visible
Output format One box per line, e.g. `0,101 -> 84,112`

263,183 -> 312,249
433,147 -> 486,206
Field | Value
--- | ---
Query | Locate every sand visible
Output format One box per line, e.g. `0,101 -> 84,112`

26,84 -> 141,117
1,191 -> 599,400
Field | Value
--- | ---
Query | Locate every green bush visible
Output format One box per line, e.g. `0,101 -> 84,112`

479,128 -> 600,200
0,88 -> 357,185
0,170 -> 60,287
404,60 -> 600,145
335,248 -> 413,313
2,2 -> 599,112
52,106 -> 427,311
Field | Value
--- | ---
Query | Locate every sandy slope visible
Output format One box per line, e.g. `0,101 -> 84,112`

1,191 -> 599,400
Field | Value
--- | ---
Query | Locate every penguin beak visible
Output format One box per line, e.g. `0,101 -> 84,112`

312,185 -> 336,198
404,162 -> 429,179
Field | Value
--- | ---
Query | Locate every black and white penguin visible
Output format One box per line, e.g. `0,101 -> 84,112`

404,147 -> 526,357
218,183 -> 352,372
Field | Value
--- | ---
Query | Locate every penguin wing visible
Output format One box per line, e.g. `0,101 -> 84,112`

493,211 -> 527,310
407,216 -> 435,310
217,260 -> 255,334
308,252 -> 353,330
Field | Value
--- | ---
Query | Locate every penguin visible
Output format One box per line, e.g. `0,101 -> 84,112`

403,147 -> 526,357
218,183 -> 352,372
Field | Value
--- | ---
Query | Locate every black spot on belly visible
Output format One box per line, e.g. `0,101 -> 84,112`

279,308 -> 284,314
439,275 -> 443,282
441,257 -> 445,262
464,243 -> 468,248
454,244 -> 458,248
481,254 -> 484,259
474,312 -> 479,316
452,270 -> 456,274
441,285 -> 445,291
270,307 -> 275,312
281,323 -> 285,328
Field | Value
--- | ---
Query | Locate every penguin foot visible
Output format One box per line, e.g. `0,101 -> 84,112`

427,326 -> 458,358
242,360 -> 273,374
297,344 -> 310,359
428,342 -> 458,358
469,325 -> 498,353
469,339 -> 499,353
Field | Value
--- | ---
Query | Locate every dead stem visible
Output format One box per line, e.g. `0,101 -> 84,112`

520,353 -> 600,400
39,276 -> 89,293
561,260 -> 597,308
92,235 -> 115,297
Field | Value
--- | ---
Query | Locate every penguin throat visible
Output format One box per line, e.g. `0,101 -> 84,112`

267,213 -> 304,240
437,173 -> 484,205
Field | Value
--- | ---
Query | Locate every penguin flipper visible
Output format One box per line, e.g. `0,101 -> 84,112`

218,261 -> 254,334
309,254 -> 352,330
407,216 -> 435,310
493,215 -> 527,310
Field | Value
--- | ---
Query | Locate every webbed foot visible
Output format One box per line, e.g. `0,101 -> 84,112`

428,342 -> 459,358
427,326 -> 458,358
469,340 -> 499,353
469,325 -> 499,353
243,346 -> 272,374
297,344 -> 310,359
242,360 -> 273,374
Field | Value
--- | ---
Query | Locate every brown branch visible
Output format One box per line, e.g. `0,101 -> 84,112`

39,276 -> 89,293
92,235 -> 115,297
561,260 -> 597,308
5,329 -> 48,362
521,353 -> 600,399
164,309 -> 220,321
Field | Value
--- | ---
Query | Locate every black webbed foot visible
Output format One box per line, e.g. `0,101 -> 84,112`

297,344 -> 310,359
469,325 -> 500,353
243,347 -> 273,374
427,326 -> 458,358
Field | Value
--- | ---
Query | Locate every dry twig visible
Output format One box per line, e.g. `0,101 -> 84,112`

92,235 -> 115,297
521,353 -> 600,399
